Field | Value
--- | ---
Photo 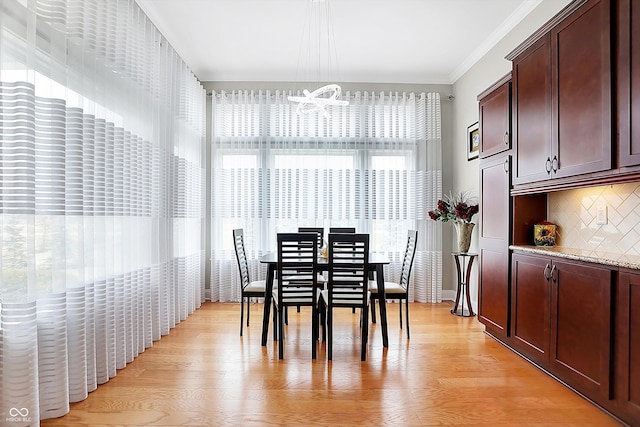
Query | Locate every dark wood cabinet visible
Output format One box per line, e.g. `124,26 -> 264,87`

512,35 -> 552,185
510,0 -> 612,186
511,252 -> 613,401
616,270 -> 640,424
618,0 -> 640,168
478,74 -> 511,159
549,258 -> 613,401
551,0 -> 612,179
510,253 -> 551,365
478,155 -> 511,338
479,0 -> 640,424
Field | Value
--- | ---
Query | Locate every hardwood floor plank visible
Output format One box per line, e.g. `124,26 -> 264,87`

41,302 -> 622,426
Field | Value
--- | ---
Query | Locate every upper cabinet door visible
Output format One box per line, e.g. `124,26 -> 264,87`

510,0 -> 613,188
512,35 -> 553,185
551,0 -> 612,179
478,77 -> 511,159
618,0 -> 640,168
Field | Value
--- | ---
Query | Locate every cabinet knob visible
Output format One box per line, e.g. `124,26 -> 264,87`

503,158 -> 509,173
552,156 -> 558,173
543,263 -> 550,280
550,264 -> 557,282
545,157 -> 552,174
504,131 -> 509,145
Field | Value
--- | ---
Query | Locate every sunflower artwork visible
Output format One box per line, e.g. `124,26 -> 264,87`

533,222 -> 557,246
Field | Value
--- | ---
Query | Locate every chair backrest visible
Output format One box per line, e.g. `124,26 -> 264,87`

327,233 -> 369,308
277,233 -> 319,305
233,228 -> 250,290
297,227 -> 324,248
328,228 -> 357,253
399,230 -> 418,290
329,227 -> 356,233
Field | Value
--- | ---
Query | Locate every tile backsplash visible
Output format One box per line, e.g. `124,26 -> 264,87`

547,182 -> 640,255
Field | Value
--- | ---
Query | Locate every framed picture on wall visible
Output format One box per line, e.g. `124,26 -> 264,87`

467,121 -> 479,161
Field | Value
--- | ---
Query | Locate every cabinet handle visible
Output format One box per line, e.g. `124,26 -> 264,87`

504,131 -> 509,145
545,157 -> 552,174
550,264 -> 557,282
543,263 -> 550,280
503,158 -> 509,174
552,156 -> 558,173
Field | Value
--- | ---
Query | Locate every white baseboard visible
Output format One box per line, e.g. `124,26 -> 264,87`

206,288 -> 459,303
442,289 -> 456,302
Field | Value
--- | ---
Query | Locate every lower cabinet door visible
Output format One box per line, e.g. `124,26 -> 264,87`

616,271 -> 640,425
550,259 -> 613,400
479,248 -> 510,337
511,253 -> 551,365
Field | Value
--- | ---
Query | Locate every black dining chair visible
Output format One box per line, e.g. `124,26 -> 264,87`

320,233 -> 370,361
328,227 -> 357,312
294,227 -> 326,312
369,229 -> 418,339
297,227 -> 324,248
329,227 -> 356,233
233,228 -> 266,336
272,232 -> 321,359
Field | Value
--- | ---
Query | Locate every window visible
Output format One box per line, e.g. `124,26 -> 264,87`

210,90 -> 442,303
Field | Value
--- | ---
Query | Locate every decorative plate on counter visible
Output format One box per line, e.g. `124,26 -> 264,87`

534,222 -> 557,246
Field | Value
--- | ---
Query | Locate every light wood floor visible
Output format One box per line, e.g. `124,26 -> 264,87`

42,302 -> 622,426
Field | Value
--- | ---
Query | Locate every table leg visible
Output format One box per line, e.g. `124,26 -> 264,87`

451,255 -> 462,315
376,264 -> 389,348
261,264 -> 275,346
464,256 -> 476,316
451,253 -> 476,317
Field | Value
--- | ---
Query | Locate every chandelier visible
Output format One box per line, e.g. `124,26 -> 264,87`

287,0 -> 349,118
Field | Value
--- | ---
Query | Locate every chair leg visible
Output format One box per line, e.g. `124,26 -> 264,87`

311,305 -> 318,360
278,305 -> 285,359
405,299 -> 410,339
273,300 -> 278,341
240,296 -> 245,336
297,305 -> 301,313
364,307 -> 369,345
319,298 -> 327,342
399,297 -> 403,329
370,297 -> 377,324
246,297 -> 251,326
327,307 -> 333,361
361,305 -> 369,361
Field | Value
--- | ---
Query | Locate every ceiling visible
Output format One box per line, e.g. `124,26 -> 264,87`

136,0 -> 542,85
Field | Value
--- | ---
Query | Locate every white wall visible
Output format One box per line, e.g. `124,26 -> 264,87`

450,0 -> 573,307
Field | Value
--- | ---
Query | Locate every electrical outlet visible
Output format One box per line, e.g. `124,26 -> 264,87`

596,205 -> 608,225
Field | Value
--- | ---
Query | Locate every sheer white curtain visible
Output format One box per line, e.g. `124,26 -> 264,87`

211,90 -> 442,303
0,0 -> 205,423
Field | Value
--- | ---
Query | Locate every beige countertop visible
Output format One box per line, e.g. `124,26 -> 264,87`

509,245 -> 640,271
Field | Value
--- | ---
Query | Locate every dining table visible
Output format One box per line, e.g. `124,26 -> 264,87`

259,251 -> 391,347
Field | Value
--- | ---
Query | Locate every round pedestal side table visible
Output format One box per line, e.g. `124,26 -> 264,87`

451,252 -> 477,317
